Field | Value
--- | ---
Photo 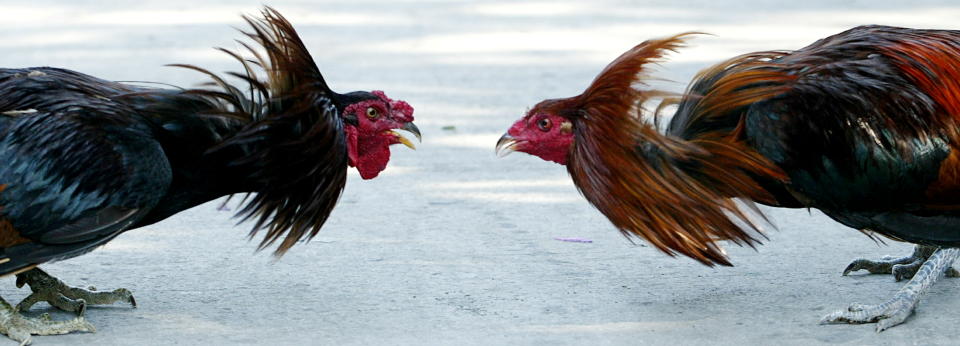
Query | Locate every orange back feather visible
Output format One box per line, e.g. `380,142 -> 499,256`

882,35 -> 960,202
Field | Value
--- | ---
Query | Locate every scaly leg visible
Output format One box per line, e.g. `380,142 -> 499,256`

15,268 -> 135,314
843,245 -> 960,281
0,294 -> 94,345
821,247 -> 960,331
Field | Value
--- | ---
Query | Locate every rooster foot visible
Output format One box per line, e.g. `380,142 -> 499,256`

820,297 -> 916,332
842,245 -> 960,281
822,247 -> 960,331
0,295 -> 95,345
14,268 -> 135,315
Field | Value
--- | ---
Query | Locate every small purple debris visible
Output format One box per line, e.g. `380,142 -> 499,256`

554,237 -> 593,243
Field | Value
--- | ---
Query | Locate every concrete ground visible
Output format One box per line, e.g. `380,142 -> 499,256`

1,0 -> 960,345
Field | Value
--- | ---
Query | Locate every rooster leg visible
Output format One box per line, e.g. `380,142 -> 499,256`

842,245 -> 960,281
14,268 -> 135,315
821,247 -> 960,331
0,294 -> 95,345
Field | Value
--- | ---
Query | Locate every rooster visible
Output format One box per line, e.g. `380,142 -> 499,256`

497,25 -> 960,331
0,7 -> 419,344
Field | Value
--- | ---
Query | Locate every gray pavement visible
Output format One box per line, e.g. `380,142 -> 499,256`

1,1 -> 959,345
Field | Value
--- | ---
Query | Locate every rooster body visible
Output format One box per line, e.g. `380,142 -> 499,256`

672,26 -> 960,248
499,25 -> 960,330
0,8 -> 418,344
0,67 -> 177,272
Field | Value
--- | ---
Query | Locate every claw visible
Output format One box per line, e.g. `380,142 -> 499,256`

892,262 -> 920,282
946,267 -> 960,278
824,246 -> 960,330
15,269 -> 137,313
842,255 -> 920,278
842,260 -> 863,276
0,300 -> 96,345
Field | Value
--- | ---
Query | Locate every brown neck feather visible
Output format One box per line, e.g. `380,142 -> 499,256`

564,35 -> 792,266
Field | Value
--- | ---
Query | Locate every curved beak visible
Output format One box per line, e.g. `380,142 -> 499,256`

402,122 -> 422,143
392,122 -> 422,150
495,133 -> 519,157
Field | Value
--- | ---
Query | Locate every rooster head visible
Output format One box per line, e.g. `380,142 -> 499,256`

341,90 -> 419,179
496,99 -> 576,165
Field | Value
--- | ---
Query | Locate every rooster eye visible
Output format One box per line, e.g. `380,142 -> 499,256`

536,117 -> 552,131
365,107 -> 379,119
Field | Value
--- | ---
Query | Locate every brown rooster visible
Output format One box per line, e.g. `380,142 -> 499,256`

497,25 -> 960,331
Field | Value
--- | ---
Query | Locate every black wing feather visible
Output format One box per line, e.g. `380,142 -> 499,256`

0,69 -> 172,275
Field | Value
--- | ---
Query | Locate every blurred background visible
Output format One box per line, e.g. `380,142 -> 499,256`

2,1 -> 960,345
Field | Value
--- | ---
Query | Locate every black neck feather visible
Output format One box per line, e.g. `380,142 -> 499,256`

172,7 -> 350,256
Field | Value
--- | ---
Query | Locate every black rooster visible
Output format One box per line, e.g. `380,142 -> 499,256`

0,7 -> 419,343
498,25 -> 960,331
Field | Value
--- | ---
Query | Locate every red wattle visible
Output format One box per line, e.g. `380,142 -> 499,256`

354,136 -> 392,179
